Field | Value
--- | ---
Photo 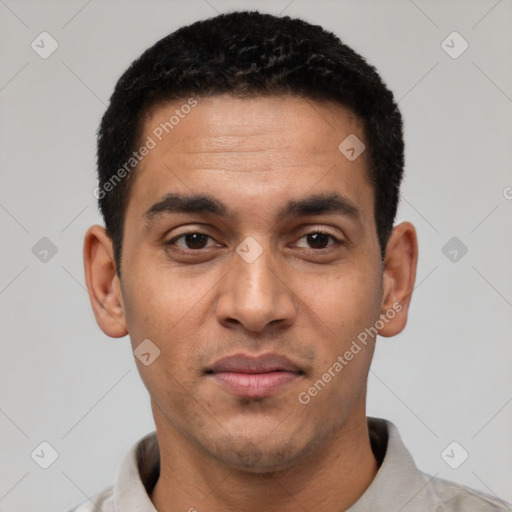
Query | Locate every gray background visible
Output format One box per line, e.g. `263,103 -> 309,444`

1,0 -> 511,511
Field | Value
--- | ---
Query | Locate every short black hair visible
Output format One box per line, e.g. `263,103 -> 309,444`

96,10 -> 404,276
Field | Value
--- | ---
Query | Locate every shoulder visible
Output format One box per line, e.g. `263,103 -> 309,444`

420,471 -> 511,511
65,485 -> 114,512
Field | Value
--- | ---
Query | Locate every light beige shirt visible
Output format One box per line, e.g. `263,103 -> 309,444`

68,417 -> 510,511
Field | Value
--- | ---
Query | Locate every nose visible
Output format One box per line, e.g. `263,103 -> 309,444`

215,243 -> 297,334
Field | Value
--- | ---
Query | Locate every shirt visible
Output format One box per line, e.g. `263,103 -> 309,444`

67,417 -> 511,511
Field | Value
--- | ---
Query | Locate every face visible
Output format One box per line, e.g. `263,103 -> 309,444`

86,94 -> 415,473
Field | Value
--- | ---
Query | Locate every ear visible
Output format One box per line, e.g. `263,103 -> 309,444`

83,225 -> 128,338
378,221 -> 418,337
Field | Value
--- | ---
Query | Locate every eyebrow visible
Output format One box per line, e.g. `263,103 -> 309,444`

143,192 -> 360,225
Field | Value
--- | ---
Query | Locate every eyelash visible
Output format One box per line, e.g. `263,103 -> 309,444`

166,229 -> 343,252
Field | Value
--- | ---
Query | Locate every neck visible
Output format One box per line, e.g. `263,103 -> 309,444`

150,404 -> 379,512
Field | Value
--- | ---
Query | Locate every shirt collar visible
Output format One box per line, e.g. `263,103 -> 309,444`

112,417 -> 425,512
347,417 -> 428,511
113,431 -> 159,512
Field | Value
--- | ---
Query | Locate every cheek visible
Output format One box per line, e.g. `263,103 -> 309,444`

304,268 -> 382,388
313,264 -> 382,326
121,263 -> 187,339
121,268 -> 208,379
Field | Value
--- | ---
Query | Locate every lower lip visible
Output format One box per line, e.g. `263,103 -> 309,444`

210,371 -> 300,398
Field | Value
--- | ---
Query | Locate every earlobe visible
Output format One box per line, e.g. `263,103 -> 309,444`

83,225 -> 128,338
378,222 -> 418,338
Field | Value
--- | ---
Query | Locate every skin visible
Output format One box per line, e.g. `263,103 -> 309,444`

84,94 -> 418,512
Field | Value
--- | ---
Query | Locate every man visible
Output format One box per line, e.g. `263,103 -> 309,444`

75,10 -> 509,512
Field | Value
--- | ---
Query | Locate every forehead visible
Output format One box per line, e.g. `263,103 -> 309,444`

141,94 -> 365,160
128,94 -> 373,223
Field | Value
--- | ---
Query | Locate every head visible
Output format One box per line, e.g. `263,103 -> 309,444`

85,11 -> 417,473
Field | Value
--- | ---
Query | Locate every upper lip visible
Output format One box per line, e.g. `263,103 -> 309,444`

207,353 -> 303,374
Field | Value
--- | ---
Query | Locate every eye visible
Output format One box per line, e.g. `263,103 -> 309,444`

167,232 -> 218,250
295,230 -> 342,250
166,229 -> 343,253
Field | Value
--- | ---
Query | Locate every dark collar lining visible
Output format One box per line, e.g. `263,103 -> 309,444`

367,417 -> 389,467
137,433 -> 160,495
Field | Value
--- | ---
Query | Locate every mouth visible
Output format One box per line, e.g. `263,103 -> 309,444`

205,353 -> 305,398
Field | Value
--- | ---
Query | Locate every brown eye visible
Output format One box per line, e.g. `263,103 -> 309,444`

168,232 -> 215,250
296,231 -> 341,250
306,232 -> 331,249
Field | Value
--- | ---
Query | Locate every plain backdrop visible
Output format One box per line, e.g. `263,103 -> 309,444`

1,1 -> 511,511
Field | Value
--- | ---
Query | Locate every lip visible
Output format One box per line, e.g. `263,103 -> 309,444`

206,353 -> 304,398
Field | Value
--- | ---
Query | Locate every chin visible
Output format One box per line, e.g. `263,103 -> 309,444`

214,444 -> 300,474
205,430 -> 319,474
